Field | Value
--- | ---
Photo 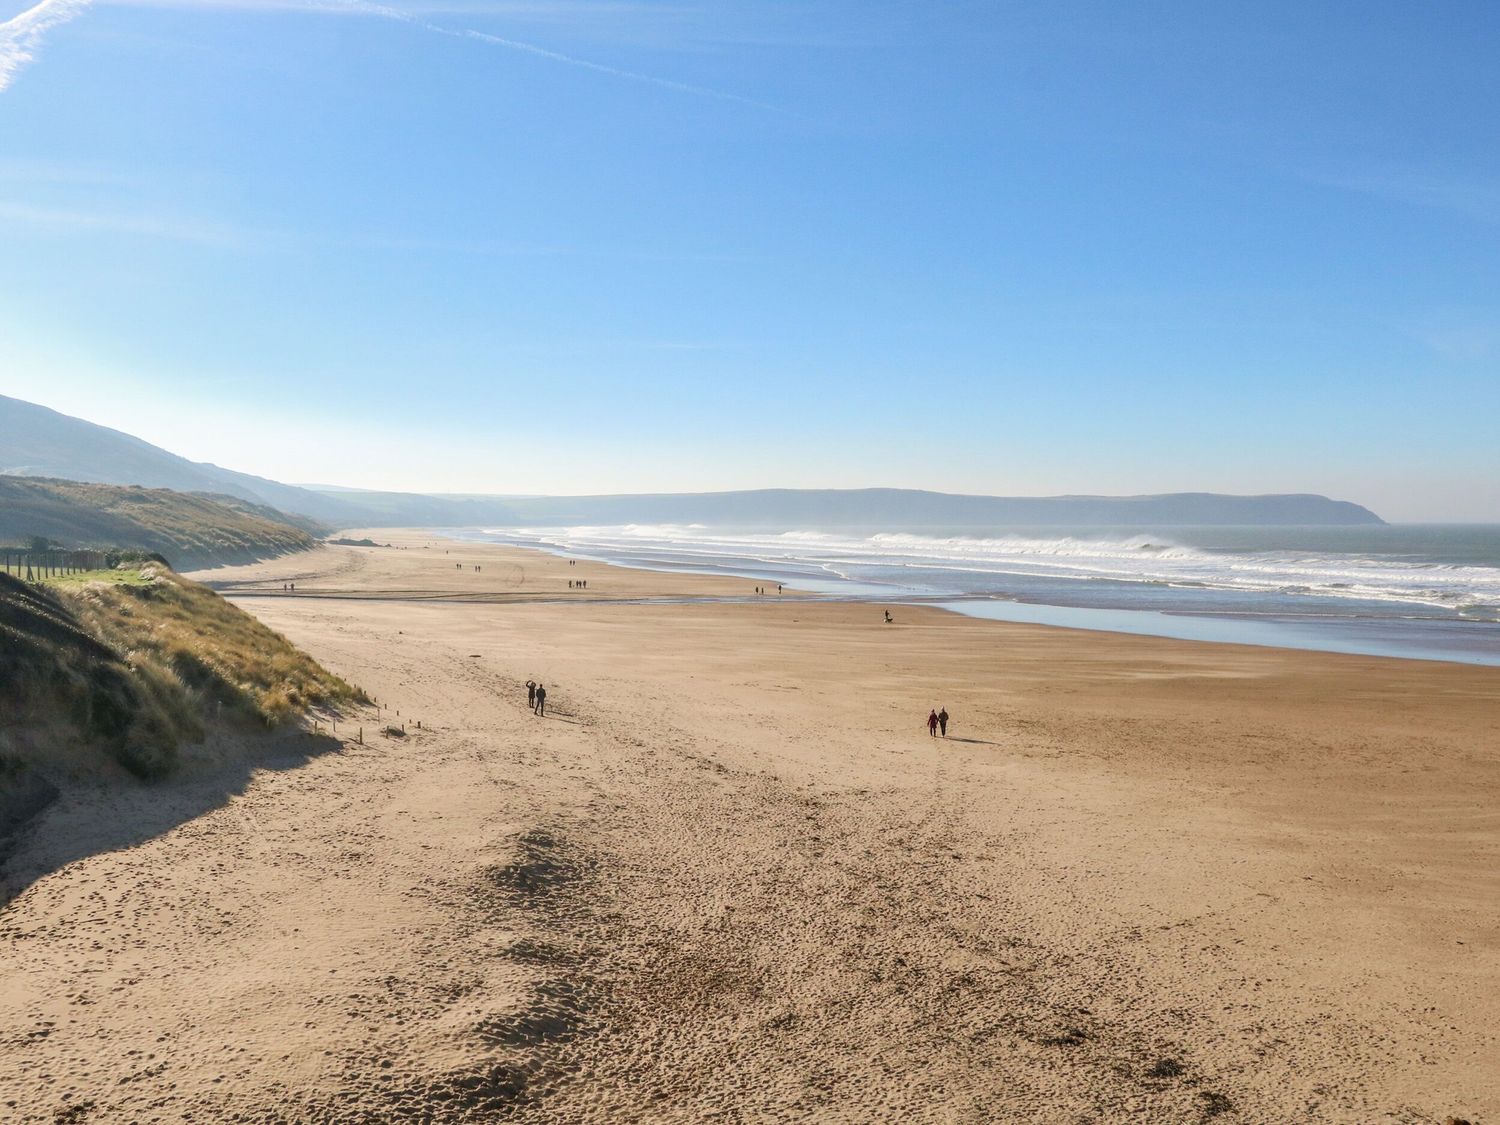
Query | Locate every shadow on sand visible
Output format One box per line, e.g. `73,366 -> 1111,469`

0,727 -> 344,905
944,737 -> 1002,747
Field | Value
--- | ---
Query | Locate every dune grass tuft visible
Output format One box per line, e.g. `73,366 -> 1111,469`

1,564 -> 364,781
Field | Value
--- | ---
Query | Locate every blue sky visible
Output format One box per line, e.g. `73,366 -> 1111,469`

1,1 -> 1497,519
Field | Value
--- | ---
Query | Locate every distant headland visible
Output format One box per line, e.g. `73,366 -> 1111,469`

1,394 -> 1383,528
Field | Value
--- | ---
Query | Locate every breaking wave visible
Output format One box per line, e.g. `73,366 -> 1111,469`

473,524 -> 1500,621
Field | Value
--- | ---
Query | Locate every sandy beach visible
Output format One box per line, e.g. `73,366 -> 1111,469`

3,531 -> 1497,1123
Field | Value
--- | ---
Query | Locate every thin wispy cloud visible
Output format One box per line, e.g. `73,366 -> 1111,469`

1,0 -> 775,109
336,0 -> 777,110
0,198 -> 539,252
1404,315 -> 1500,362
105,0 -> 886,50
487,336 -> 741,356
0,156 -> 145,185
0,196 -> 752,260
0,0 -> 90,91
458,26 -> 771,107
0,198 -> 258,246
1320,168 -> 1500,227
106,0 -> 696,15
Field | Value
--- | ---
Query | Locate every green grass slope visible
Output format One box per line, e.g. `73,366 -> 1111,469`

0,475 -> 320,569
0,564 -> 363,790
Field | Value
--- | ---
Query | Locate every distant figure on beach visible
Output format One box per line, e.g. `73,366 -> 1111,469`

534,684 -> 547,716
290,583 -> 295,591
526,680 -> 536,707
938,708 -> 949,737
884,610 -> 893,624
568,579 -> 573,588
927,709 -> 939,736
777,584 -> 783,594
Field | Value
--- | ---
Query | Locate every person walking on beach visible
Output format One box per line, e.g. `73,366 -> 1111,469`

526,680 -> 537,708
938,708 -> 949,737
534,684 -> 547,716
927,709 -> 939,737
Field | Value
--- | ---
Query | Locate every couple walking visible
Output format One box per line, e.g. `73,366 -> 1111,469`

927,708 -> 950,737
525,679 -> 547,716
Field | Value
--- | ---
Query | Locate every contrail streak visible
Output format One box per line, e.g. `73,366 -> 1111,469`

0,0 -> 90,92
337,0 -> 777,110
0,0 -> 775,109
455,27 -> 775,109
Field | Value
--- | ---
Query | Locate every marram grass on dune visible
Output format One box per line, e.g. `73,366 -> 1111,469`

0,563 -> 364,780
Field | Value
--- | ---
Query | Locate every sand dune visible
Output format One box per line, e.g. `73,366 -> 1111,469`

2,532 -> 1496,1123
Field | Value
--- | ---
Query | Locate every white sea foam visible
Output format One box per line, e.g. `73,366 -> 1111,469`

477,524 -> 1500,618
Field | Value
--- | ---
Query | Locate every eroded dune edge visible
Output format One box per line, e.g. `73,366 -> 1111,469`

2,532 -> 1496,1124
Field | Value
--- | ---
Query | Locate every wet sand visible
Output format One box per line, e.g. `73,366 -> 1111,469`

2,532 -> 1497,1123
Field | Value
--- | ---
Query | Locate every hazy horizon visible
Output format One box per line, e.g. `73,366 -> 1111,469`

0,389 -> 1493,523
2,3 -> 1497,522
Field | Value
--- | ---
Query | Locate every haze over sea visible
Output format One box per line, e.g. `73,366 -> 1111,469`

465,523 -> 1500,667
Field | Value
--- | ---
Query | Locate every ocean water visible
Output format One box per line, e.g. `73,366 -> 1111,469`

457,523 -> 1500,666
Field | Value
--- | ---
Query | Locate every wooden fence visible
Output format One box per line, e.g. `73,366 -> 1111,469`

0,549 -> 115,581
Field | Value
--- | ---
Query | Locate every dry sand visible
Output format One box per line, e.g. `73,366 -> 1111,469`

2,531 -> 1497,1123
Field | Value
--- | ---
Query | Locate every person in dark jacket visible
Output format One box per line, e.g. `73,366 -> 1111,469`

534,684 -> 547,716
938,708 -> 949,737
927,709 -> 938,737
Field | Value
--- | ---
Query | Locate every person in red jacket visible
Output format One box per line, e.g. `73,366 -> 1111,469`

927,709 -> 939,736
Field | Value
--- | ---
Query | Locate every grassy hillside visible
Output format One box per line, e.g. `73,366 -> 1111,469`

0,564 -> 363,786
0,475 -> 320,569
0,392 -> 363,525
